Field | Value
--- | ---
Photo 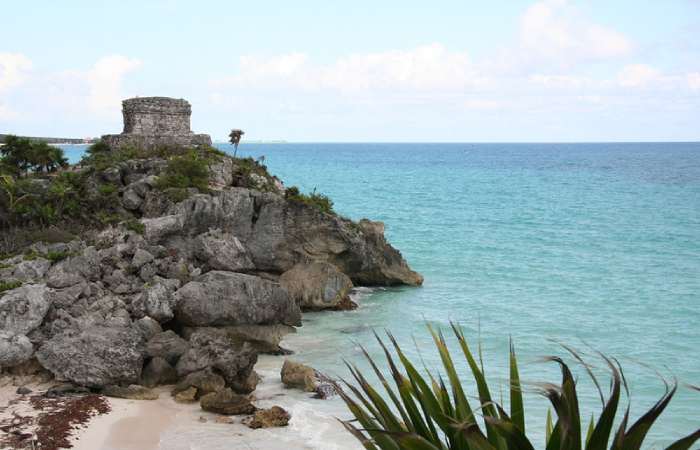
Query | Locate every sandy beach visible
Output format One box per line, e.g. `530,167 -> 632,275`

1,353 -> 362,450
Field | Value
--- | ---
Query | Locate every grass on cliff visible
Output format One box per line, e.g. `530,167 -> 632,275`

0,280 -> 22,293
339,324 -> 700,450
285,186 -> 334,214
155,149 -> 211,201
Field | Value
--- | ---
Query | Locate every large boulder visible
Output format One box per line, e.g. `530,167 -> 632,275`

132,280 -> 179,322
174,271 -> 301,327
46,248 -> 101,288
0,331 -> 34,368
0,284 -> 52,335
193,229 -> 254,272
12,258 -> 51,281
175,328 -> 258,393
36,325 -> 145,388
279,261 -> 354,310
182,324 -> 295,354
281,359 -> 319,392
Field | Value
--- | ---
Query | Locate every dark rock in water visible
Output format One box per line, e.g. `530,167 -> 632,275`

313,380 -> 340,399
199,388 -> 256,415
243,406 -> 290,429
36,325 -> 145,388
176,329 -> 258,394
174,271 -> 301,327
102,384 -> 159,400
141,357 -> 178,388
146,330 -> 188,364
16,386 -> 32,395
279,261 -> 354,310
44,383 -> 91,398
172,368 -> 225,399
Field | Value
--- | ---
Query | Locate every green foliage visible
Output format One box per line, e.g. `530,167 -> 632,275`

97,183 -> 118,197
155,150 -> 210,196
45,250 -> 70,262
285,186 -> 334,214
339,324 -> 700,450
85,139 -> 111,156
124,219 -> 145,234
0,280 -> 22,293
0,135 -> 68,176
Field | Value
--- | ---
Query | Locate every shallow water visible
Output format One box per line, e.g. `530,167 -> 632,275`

64,142 -> 700,447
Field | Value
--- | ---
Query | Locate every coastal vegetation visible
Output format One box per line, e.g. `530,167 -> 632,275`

285,186 -> 335,214
339,324 -> 700,450
0,135 -> 68,176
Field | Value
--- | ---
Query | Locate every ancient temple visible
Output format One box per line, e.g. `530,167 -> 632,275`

102,97 -> 211,150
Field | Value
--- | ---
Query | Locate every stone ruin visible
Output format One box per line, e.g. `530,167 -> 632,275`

102,97 -> 212,150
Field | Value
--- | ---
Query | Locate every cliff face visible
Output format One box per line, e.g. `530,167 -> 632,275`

0,150 -> 422,395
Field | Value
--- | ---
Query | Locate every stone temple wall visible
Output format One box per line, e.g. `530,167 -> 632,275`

102,97 -> 211,150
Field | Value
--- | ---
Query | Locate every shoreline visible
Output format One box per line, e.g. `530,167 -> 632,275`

1,308 -> 365,450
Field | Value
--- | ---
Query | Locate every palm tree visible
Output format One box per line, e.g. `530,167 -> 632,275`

229,129 -> 245,157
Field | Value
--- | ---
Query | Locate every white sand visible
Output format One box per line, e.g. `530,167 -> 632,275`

63,354 -> 362,450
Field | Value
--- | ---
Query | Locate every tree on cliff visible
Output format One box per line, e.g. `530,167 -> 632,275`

229,129 -> 245,157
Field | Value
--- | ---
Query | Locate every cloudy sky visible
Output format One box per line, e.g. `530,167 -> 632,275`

1,0 -> 699,141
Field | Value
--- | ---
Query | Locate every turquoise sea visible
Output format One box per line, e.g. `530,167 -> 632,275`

63,142 -> 700,447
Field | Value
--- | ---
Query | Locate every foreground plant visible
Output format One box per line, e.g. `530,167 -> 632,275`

339,324 -> 699,450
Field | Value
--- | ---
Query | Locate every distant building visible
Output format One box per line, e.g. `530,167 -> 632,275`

102,97 -> 211,150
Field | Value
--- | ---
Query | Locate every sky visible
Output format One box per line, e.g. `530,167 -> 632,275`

1,0 -> 699,142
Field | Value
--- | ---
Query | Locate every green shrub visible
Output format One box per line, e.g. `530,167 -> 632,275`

0,280 -> 22,293
339,324 -> 700,450
155,150 -> 210,196
124,219 -> 145,234
285,186 -> 334,214
97,183 -> 118,197
45,250 -> 70,262
0,135 -> 68,175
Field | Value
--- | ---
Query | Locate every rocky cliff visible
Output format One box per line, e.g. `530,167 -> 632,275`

0,146 -> 422,398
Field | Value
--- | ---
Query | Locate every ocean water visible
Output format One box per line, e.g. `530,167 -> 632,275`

63,142 -> 700,447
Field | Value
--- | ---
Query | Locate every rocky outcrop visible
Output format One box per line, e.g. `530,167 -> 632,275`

280,261 -> 354,310
174,271 -> 301,327
175,329 -> 258,393
0,140 -> 422,418
36,326 -> 144,388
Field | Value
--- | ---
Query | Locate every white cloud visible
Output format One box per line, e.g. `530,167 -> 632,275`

86,55 -> 142,112
617,64 -> 661,87
519,0 -> 632,65
0,102 -> 18,120
0,52 -> 32,92
216,44 -> 485,94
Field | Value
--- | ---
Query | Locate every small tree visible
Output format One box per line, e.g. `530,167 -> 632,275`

228,129 -> 245,158
0,135 -> 68,175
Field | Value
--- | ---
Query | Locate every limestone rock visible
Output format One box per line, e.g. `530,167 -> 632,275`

281,359 -> 319,392
146,330 -> 188,364
176,329 -> 258,393
279,261 -> 354,310
0,283 -> 51,335
133,316 -> 163,340
0,331 -> 34,368
131,248 -> 155,268
244,406 -> 290,429
36,325 -> 145,388
141,357 -> 178,387
172,368 -> 225,399
122,187 -> 143,210
182,324 -> 295,354
193,229 -> 254,272
12,258 -> 51,281
102,384 -> 159,400
199,388 -> 256,415
174,271 -> 301,327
